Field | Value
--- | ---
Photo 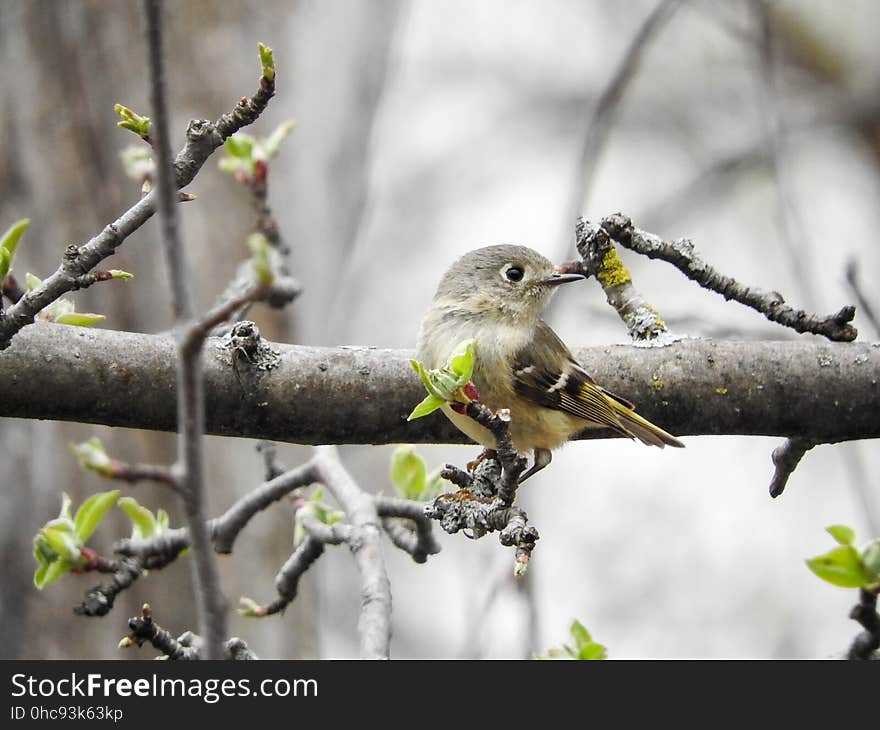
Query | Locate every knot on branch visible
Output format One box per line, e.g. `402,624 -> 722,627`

218,320 -> 280,370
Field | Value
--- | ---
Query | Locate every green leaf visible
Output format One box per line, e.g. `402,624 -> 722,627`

569,620 -> 592,650
389,446 -> 427,500
54,312 -> 106,327
70,437 -> 114,477
536,620 -> 607,660
578,642 -> 608,660
826,524 -> 856,546
407,394 -> 445,421
25,272 -> 42,291
409,359 -> 441,398
238,596 -> 263,618
0,218 -> 29,278
247,232 -> 274,287
861,540 -> 880,588
806,545 -> 868,588
40,522 -> 80,562
34,554 -> 72,590
224,133 -> 255,159
109,269 -> 134,281
114,104 -> 151,139
156,509 -> 170,532
118,497 -> 160,540
73,489 -> 121,542
258,42 -> 275,81
448,338 -> 476,381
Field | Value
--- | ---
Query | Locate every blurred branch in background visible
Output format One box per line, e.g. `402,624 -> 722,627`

565,0 -> 682,233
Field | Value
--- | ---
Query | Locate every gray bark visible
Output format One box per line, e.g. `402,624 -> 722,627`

1,323 -> 877,443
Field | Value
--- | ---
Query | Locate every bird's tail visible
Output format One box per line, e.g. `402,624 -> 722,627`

607,397 -> 685,449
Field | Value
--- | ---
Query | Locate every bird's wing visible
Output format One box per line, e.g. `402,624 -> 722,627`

511,321 -> 633,438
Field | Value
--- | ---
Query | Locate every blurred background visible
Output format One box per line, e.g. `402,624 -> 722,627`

1,0 -> 878,659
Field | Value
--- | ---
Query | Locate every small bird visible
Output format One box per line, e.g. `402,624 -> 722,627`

416,244 -> 684,481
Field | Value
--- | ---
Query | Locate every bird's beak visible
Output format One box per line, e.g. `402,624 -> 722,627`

541,265 -> 585,287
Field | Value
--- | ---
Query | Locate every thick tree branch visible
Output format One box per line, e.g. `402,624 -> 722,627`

2,325 -> 878,444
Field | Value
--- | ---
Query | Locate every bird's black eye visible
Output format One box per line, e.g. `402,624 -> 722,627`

505,266 -> 524,282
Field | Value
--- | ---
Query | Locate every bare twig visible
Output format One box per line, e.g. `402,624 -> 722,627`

847,589 -> 880,660
121,604 -> 200,660
312,445 -> 391,659
74,556 -> 144,618
116,459 -> 319,561
424,402 -> 539,575
593,213 -> 857,341
375,495 -> 442,564
261,536 -> 324,617
768,436 -> 817,498
106,461 -> 178,490
573,217 -> 671,342
145,0 -> 225,659
256,440 -> 288,481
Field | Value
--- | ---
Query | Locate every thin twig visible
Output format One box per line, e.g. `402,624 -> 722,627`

594,213 -> 857,341
312,445 -> 392,659
573,217 -> 671,342
145,0 -> 225,659
847,589 -> 880,660
121,604 -> 200,660
768,436 -> 816,498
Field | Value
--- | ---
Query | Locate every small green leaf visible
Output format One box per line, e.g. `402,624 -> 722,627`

578,642 -> 608,660
118,497 -> 160,540
114,104 -> 151,139
258,42 -> 275,81
109,269 -> 134,281
390,446 -> 427,500
0,218 -> 29,278
34,555 -> 72,590
806,545 -> 868,588
407,394 -> 445,421
247,232 -> 274,287
54,312 -> 106,327
536,620 -> 607,660
238,596 -> 263,618
40,522 -> 80,562
156,509 -> 170,532
25,272 -> 42,291
861,540 -> 880,587
826,524 -> 856,546
73,489 -> 121,542
569,620 -> 592,650
70,437 -> 114,477
448,338 -> 476,381
224,133 -> 255,159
